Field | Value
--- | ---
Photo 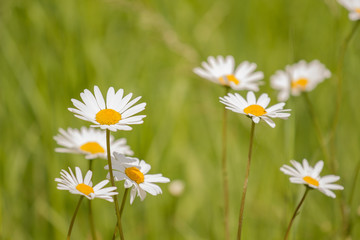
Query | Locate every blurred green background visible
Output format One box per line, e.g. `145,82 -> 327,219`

1,0 -> 360,239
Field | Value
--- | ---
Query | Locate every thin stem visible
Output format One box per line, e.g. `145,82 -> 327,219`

303,93 -> 332,171
120,188 -> 129,216
222,86 -> 230,240
88,161 -> 97,240
106,129 -> 125,240
341,158 -> 360,238
113,189 -> 130,240
236,121 -> 256,240
284,187 -> 310,240
329,21 -> 360,154
67,196 -> 84,240
349,159 -> 360,206
328,22 -> 359,238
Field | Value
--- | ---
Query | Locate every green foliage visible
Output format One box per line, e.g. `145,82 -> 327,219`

0,0 -> 359,239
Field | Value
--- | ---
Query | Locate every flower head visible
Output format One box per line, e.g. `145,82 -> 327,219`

280,159 -> 344,198
68,86 -> 146,132
55,167 -> 118,202
54,127 -> 133,159
219,91 -> 291,128
338,0 -> 360,21
105,153 -> 170,204
270,60 -> 331,101
193,55 -> 264,91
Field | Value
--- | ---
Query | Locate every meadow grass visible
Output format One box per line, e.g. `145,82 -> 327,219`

1,0 -> 360,239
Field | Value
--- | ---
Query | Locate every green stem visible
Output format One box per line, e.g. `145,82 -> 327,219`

329,21 -> 360,155
236,121 -> 256,240
284,187 -> 310,240
349,159 -> 360,206
88,160 -> 97,240
106,129 -> 125,240
120,188 -> 129,216
303,93 -> 332,171
222,86 -> 230,240
342,158 -> 360,238
112,189 -> 130,240
67,196 -> 84,240
328,21 -> 359,238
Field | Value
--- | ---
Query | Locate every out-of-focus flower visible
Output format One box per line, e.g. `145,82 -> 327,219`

54,127 -> 133,159
168,180 -> 185,197
193,55 -> 264,91
270,60 -> 331,101
338,0 -> 360,21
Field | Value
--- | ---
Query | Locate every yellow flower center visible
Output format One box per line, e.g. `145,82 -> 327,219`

125,167 -> 144,184
76,183 -> 94,195
95,109 -> 121,125
80,142 -> 105,154
218,74 -> 240,85
243,104 -> 267,116
292,78 -> 308,90
356,8 -> 360,13
303,176 -> 319,187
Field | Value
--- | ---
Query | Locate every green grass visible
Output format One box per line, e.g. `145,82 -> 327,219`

1,0 -> 360,239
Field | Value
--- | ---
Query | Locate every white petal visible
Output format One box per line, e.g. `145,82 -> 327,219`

94,86 -> 106,109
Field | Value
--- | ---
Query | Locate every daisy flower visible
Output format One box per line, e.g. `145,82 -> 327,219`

68,86 -> 146,132
270,60 -> 331,101
54,127 -> 133,159
338,0 -> 360,21
280,159 -> 344,198
193,55 -> 264,91
219,91 -> 291,128
105,153 -> 170,204
55,167 -> 118,202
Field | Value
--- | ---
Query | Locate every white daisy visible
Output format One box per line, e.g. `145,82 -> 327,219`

219,91 -> 291,128
193,55 -> 264,91
105,153 -> 170,204
338,0 -> 360,21
270,60 -> 331,101
55,167 -> 118,202
54,127 -> 133,159
68,86 -> 146,132
280,159 -> 344,198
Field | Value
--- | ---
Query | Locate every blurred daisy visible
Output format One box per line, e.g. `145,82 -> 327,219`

193,55 -> 264,91
54,127 -> 133,159
280,159 -> 344,198
219,91 -> 291,128
270,60 -> 331,101
55,167 -> 118,202
338,0 -> 360,21
105,153 -> 170,204
168,179 -> 185,197
68,86 -> 146,132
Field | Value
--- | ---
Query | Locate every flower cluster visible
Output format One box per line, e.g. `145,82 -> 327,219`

53,86 -> 170,238
194,53 -> 344,239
